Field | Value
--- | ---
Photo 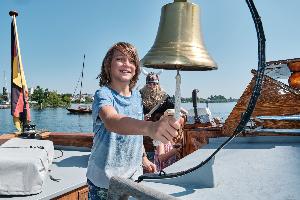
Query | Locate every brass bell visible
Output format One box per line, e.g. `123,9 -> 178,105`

141,0 -> 217,71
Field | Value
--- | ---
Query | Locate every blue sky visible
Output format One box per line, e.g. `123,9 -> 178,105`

1,0 -> 299,99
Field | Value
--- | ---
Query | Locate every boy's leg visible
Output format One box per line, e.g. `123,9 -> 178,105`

87,179 -> 108,200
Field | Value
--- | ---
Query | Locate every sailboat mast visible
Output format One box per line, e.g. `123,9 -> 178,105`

4,70 -> 9,102
79,54 -> 85,104
3,70 -> 6,95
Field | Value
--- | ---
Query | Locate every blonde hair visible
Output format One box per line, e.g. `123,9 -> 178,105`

98,42 -> 140,90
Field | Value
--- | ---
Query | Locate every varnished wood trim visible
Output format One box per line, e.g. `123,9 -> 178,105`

0,133 -> 17,145
52,185 -> 88,200
44,132 -> 94,148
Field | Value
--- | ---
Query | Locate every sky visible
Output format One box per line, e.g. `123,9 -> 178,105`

0,0 -> 299,99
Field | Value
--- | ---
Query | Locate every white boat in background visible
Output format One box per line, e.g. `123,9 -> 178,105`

0,101 -> 10,109
67,104 -> 92,114
0,105 -> 10,109
0,71 -> 10,109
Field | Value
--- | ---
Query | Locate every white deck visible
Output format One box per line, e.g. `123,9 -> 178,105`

1,136 -> 300,199
0,145 -> 90,200
141,136 -> 300,200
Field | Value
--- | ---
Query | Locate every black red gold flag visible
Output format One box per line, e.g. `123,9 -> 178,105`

10,15 -> 31,131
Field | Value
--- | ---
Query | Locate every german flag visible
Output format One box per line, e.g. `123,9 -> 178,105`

10,13 -> 31,131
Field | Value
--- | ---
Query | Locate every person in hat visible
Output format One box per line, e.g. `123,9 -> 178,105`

140,72 -> 175,121
140,70 -> 184,172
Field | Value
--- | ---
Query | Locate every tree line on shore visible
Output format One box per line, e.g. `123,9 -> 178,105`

0,86 -> 92,109
0,86 -> 238,109
180,95 -> 239,103
28,86 -> 93,109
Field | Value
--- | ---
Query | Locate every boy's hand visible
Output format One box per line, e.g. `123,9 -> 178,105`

142,157 -> 157,173
148,115 -> 184,144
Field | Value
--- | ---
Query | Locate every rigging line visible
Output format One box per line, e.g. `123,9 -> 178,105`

3,70 -> 10,101
79,54 -> 85,103
73,73 -> 82,97
136,0 -> 266,183
73,54 -> 86,98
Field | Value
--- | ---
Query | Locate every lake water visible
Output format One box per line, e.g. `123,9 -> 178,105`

0,102 -> 236,134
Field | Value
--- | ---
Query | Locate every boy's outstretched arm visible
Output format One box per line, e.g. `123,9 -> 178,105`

100,105 -> 183,144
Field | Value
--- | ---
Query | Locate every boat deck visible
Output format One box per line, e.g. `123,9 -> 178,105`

140,136 -> 300,200
1,135 -> 300,199
0,145 -> 90,200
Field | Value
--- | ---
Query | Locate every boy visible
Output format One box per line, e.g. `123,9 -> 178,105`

86,42 -> 182,200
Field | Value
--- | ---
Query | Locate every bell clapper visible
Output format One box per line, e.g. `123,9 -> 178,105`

152,69 -> 182,147
175,70 -> 181,120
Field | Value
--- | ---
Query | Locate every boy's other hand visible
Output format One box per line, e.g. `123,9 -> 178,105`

142,157 -> 157,173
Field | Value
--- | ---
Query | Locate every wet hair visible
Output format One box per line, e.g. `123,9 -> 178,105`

97,42 -> 140,90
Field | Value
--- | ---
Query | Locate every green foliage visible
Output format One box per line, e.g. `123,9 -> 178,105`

208,95 -> 227,102
0,94 -> 4,103
46,91 -> 61,107
61,94 -> 72,106
85,96 -> 93,103
0,87 -> 9,103
27,85 -> 238,109
73,99 -> 81,104
181,94 -> 238,103
30,86 -> 46,108
30,86 -> 73,109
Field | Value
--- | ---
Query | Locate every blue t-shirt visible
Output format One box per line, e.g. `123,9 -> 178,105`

86,86 -> 144,188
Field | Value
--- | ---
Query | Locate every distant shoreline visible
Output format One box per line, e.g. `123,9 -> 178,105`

179,95 -> 239,104
181,100 -> 239,103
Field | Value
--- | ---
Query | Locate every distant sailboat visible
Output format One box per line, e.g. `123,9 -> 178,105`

67,54 -> 92,114
0,70 -> 11,109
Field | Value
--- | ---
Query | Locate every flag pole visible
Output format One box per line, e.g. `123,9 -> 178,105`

9,11 -> 35,137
